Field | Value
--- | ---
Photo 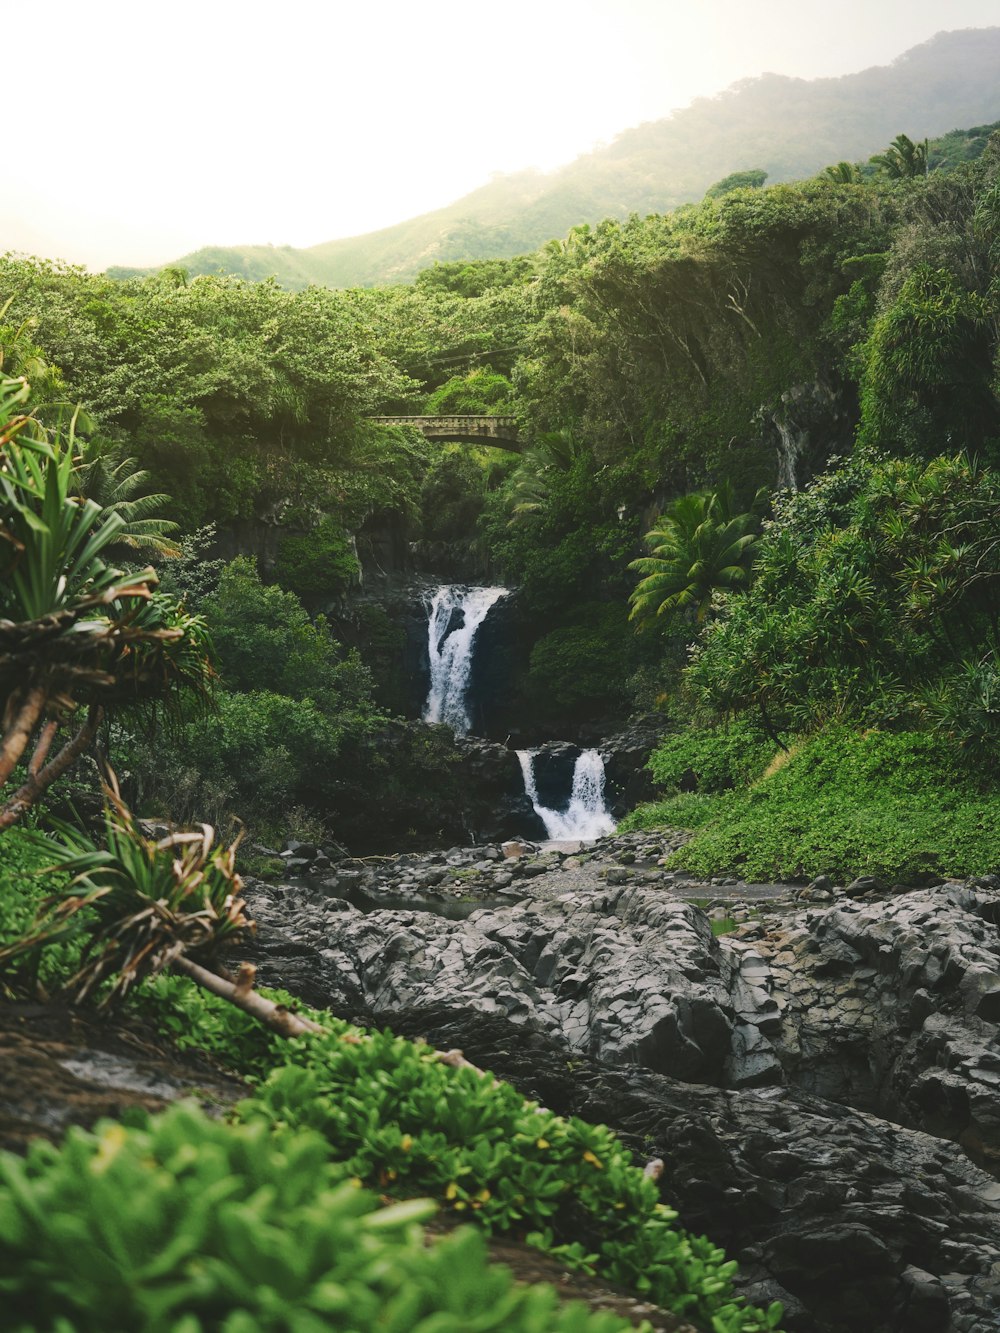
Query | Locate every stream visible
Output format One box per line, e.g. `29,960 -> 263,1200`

251,581 -> 1000,1332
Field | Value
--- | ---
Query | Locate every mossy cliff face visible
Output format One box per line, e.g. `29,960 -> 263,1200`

329,720 -> 533,853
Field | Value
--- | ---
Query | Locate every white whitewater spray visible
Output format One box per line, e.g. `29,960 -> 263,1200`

423,585 -> 508,734
517,748 -> 616,841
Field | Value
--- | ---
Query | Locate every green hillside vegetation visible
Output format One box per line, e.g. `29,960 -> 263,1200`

3,113 -> 1000,867
106,28 -> 1000,289
4,57 -> 1000,1333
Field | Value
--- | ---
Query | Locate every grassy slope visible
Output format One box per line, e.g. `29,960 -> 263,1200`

622,727 -> 1000,885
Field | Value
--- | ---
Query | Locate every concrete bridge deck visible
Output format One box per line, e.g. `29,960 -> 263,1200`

369,415 -> 521,451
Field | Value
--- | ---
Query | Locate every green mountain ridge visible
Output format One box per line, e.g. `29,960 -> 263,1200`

109,26 -> 1000,289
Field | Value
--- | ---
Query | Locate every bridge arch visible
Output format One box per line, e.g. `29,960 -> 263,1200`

368,415 -> 522,452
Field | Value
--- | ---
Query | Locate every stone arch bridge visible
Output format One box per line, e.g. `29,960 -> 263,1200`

368,415 -> 522,452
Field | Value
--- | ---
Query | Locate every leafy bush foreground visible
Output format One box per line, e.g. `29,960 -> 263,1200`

0,967 -> 783,1333
0,1107 -> 630,1333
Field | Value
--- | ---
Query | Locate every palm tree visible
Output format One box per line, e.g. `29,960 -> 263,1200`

0,301 -> 65,409
629,485 -> 760,628
506,429 -> 583,524
823,161 -> 860,184
870,134 -> 928,179
76,451 -> 181,557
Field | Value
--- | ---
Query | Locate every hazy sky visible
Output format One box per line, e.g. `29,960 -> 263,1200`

4,0 -> 999,271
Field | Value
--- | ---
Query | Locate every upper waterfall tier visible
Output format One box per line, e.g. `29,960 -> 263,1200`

422,585 -> 509,735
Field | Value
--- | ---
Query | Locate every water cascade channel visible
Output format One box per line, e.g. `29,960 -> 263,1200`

422,585 -> 508,733
422,584 -> 616,840
517,749 -> 616,841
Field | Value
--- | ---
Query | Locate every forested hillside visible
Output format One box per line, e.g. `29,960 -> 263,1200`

107,27 -> 1000,288
4,55 -> 1000,1333
4,115 -> 999,876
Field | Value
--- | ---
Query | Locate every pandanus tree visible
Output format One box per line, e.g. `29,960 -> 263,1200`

0,771 -> 322,1037
0,373 -> 209,830
628,486 -> 761,629
0,374 -> 320,1036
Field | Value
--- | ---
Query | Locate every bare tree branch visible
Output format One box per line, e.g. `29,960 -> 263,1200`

171,956 -> 328,1040
0,706 -> 102,832
0,685 -> 47,786
27,720 -> 59,777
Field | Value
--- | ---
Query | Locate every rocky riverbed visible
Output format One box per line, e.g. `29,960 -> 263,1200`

242,830 -> 1000,1333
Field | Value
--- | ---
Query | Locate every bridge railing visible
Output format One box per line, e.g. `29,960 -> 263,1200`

369,415 -> 518,434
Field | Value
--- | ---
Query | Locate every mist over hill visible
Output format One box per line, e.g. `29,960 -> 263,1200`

110,27 -> 1000,289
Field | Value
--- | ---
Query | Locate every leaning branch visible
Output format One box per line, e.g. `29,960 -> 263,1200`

28,720 -> 59,777
0,706 -> 103,832
0,685 -> 47,786
170,957 -> 327,1040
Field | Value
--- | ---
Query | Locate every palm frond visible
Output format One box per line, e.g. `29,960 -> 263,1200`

629,487 -> 761,629
76,453 -> 180,557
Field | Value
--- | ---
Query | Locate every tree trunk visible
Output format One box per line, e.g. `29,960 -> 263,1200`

0,707 -> 102,832
0,686 -> 47,786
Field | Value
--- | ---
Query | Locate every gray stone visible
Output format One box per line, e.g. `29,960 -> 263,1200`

284,840 -> 318,858
603,868 -> 634,885
242,841 -> 1000,1333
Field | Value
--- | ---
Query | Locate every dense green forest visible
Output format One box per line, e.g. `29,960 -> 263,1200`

106,28 -> 1000,289
3,68 -> 1000,1333
3,118 -> 1000,876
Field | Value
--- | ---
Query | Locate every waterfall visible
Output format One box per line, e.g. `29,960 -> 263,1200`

423,584 -> 508,734
775,418 -> 805,491
517,749 -> 616,841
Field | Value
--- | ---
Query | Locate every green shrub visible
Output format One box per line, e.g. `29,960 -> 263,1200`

620,793 -> 730,834
143,691 -> 342,833
119,556 -> 386,838
0,1104 -> 639,1333
139,972 -> 282,1076
201,557 -> 374,708
0,827 -> 80,989
137,977 -> 782,1333
668,726 -> 1000,882
424,368 -> 515,415
419,450 -> 489,543
647,722 -> 774,793
686,453 -> 1000,749
274,517 -> 360,602
525,605 -> 637,715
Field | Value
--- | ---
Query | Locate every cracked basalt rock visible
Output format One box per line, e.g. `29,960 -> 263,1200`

249,880 -> 744,1083
381,1008 -> 1000,1333
750,883 -> 1000,1171
597,714 -> 676,812
240,840 -> 1000,1332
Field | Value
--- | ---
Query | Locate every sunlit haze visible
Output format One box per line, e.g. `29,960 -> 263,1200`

5,0 -> 999,271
